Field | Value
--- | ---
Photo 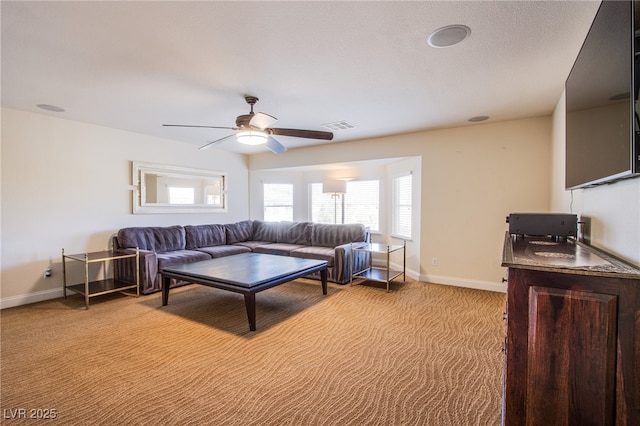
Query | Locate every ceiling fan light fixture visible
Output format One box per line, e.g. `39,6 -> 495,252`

236,130 -> 268,145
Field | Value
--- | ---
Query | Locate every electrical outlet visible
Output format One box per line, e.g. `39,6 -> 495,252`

432,257 -> 438,266
44,267 -> 52,278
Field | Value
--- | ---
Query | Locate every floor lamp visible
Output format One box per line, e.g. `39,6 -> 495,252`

322,179 -> 347,224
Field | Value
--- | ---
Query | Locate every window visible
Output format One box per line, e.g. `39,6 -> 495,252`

263,183 -> 293,221
345,180 -> 379,231
310,180 -> 379,231
310,183 -> 342,224
392,174 -> 412,238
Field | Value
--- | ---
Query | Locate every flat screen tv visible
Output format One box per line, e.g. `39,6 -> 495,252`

565,0 -> 640,189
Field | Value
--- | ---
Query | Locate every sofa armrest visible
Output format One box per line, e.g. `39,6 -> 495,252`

114,248 -> 158,295
333,243 -> 370,284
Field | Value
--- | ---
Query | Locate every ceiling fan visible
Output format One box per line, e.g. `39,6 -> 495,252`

163,96 -> 334,153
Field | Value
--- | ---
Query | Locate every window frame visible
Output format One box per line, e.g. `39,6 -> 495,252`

344,179 -> 380,232
310,179 -> 380,231
263,183 -> 294,221
391,172 -> 412,239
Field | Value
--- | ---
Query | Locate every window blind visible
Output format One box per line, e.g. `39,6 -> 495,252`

310,183 -> 342,224
263,183 -> 293,221
392,174 -> 412,238
311,180 -> 379,230
344,180 -> 379,231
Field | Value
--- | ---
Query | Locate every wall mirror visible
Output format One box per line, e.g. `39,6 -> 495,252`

132,161 -> 227,214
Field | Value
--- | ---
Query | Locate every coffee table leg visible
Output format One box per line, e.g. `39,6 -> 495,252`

162,275 -> 170,306
321,268 -> 327,295
244,293 -> 256,331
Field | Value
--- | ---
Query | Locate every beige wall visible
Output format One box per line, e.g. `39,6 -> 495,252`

1,108 -> 250,307
1,109 -> 567,306
250,117 -> 553,292
551,93 -> 640,265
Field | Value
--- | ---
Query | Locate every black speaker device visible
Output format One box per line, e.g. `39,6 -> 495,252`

506,213 -> 578,238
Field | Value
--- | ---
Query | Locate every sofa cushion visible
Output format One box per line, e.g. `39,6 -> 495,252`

253,243 -> 307,256
156,250 -> 210,270
311,223 -> 367,247
233,241 -> 274,251
195,245 -> 251,258
277,221 -> 313,245
185,224 -> 226,249
117,226 -> 186,253
225,220 -> 255,244
290,246 -> 335,267
252,221 -> 313,245
252,221 -> 280,242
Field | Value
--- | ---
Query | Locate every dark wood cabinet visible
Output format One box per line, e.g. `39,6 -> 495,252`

501,234 -> 640,425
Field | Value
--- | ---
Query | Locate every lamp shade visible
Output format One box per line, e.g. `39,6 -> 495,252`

322,179 -> 346,194
236,130 -> 268,145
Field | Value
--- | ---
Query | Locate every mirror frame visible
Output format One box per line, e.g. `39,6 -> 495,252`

131,161 -> 227,214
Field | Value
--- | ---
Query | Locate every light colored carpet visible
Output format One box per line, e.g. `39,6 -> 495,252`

1,278 -> 505,425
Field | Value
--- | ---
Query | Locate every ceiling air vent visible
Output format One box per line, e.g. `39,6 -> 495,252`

322,120 -> 355,131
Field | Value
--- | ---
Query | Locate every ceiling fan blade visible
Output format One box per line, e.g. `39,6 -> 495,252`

163,124 -> 237,130
198,134 -> 236,150
249,112 -> 278,130
269,128 -> 334,140
265,136 -> 287,154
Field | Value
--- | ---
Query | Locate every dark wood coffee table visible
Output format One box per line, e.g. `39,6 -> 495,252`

160,253 -> 328,331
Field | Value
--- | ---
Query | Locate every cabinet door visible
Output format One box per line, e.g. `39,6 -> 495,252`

526,286 -> 617,425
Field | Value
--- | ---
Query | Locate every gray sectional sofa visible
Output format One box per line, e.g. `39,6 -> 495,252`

113,220 -> 370,294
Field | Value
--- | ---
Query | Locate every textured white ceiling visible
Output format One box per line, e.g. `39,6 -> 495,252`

1,1 -> 601,154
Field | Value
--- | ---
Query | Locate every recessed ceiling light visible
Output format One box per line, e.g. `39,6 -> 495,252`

428,25 -> 471,48
37,104 -> 66,112
468,116 -> 489,123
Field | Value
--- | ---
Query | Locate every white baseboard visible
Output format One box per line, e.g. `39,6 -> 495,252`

1,272 -> 504,309
372,261 -> 504,292
420,274 -> 506,293
0,288 -> 64,310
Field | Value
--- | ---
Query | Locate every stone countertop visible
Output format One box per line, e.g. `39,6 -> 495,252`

501,232 -> 640,279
